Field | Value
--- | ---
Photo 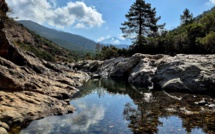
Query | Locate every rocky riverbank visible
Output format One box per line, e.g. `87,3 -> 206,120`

0,25 -> 90,134
74,53 -> 215,95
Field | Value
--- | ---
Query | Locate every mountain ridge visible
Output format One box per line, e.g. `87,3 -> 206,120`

99,37 -> 131,49
18,20 -> 97,54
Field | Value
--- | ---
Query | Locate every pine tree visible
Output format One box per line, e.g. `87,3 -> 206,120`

121,0 -> 164,47
180,8 -> 193,25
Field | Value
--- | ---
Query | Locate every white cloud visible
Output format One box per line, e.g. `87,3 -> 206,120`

6,0 -> 104,29
113,40 -> 120,44
206,0 -> 215,5
74,23 -> 87,29
97,35 -> 110,42
210,0 -> 215,4
23,101 -> 105,134
97,37 -> 105,42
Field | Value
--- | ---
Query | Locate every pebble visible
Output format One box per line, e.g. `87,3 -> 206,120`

197,99 -> 208,106
208,104 -> 215,108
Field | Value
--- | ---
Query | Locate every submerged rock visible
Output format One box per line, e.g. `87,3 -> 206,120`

143,93 -> 152,102
208,104 -> 215,108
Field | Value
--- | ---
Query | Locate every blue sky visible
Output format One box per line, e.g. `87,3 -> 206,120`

6,0 -> 215,42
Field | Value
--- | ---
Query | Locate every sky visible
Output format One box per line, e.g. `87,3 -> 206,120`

6,0 -> 215,43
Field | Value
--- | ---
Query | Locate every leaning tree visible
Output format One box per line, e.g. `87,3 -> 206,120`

121,0 -> 164,48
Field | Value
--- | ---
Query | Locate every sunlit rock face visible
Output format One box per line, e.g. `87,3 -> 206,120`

75,53 -> 215,95
0,44 -> 90,133
153,54 -> 215,94
0,1 -> 91,133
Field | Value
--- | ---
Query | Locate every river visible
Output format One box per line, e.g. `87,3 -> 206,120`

20,79 -> 214,134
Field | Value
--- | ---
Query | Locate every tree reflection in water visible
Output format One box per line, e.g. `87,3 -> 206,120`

17,79 -> 215,134
75,79 -> 215,134
122,88 -> 215,134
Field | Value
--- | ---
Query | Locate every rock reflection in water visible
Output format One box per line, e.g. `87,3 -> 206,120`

123,89 -> 215,134
20,79 -> 215,134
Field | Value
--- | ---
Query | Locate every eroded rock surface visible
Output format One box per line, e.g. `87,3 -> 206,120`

0,47 -> 90,133
76,53 -> 215,95
0,1 -> 90,132
0,44 -> 90,133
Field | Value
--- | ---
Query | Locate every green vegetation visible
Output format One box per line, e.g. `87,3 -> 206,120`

18,20 -> 97,56
180,8 -> 193,25
95,45 -> 127,60
94,1 -> 215,60
120,0 -> 215,55
14,27 -> 80,62
121,0 -> 164,48
7,0 -> 215,61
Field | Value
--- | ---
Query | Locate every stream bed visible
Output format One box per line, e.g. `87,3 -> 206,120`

20,79 -> 215,134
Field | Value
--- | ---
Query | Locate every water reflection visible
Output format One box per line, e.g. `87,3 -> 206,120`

20,104 -> 105,134
123,89 -> 215,134
68,103 -> 105,132
20,79 -> 215,134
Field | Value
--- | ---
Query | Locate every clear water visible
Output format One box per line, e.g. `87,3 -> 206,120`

20,79 -> 214,134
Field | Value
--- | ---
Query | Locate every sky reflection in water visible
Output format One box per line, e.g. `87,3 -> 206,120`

20,79 -> 213,134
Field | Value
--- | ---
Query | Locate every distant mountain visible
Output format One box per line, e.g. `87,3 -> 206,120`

99,37 -> 131,49
18,20 -> 97,54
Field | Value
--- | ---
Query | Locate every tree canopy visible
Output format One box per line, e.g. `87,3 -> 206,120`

180,8 -> 193,25
121,0 -> 164,47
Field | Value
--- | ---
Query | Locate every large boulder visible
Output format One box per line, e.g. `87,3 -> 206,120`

128,54 -> 166,87
97,54 -> 145,78
73,60 -> 103,72
153,54 -> 215,93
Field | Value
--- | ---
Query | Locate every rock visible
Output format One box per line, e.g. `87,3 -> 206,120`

165,108 -> 177,112
108,55 -> 141,78
73,60 -> 103,72
91,73 -> 101,79
198,100 -> 208,106
208,104 -> 215,108
194,98 -> 208,106
161,78 -> 190,91
143,93 -> 152,102
153,54 -> 215,93
0,127 -> 7,134
74,53 -> 215,95
66,105 -> 75,113
128,55 -> 165,87
179,107 -> 195,115
0,46 -> 90,133
0,2 -> 90,132
0,122 -> 10,131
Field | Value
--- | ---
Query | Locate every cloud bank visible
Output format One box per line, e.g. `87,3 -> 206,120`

6,0 -> 104,29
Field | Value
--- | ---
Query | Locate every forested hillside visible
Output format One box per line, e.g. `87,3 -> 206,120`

4,19 -> 79,62
129,6 -> 215,55
18,20 -> 97,54
95,5 -> 215,59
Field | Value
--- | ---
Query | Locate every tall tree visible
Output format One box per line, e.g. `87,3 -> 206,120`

121,0 -> 164,47
180,8 -> 193,25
